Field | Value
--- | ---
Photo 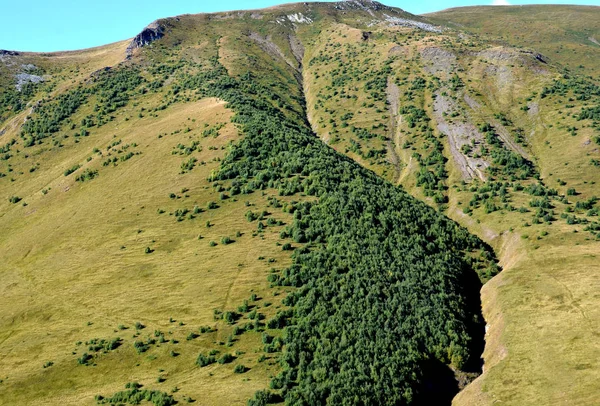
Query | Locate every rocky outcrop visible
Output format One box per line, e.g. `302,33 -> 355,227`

420,46 -> 457,76
126,21 -> 166,57
15,73 -> 44,91
336,0 -> 389,12
0,50 -> 20,56
380,15 -> 442,33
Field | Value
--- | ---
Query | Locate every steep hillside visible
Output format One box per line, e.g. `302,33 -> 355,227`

0,1 -> 599,406
427,5 -> 600,77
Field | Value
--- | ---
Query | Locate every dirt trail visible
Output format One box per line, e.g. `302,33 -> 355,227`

386,77 -> 403,181
433,90 -> 489,181
288,34 -> 305,68
491,119 -> 530,159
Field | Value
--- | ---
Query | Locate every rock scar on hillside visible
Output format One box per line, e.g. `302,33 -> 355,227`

379,14 -> 442,33
249,32 -> 296,70
126,21 -> 166,58
463,94 -> 531,160
248,32 -> 303,85
420,47 -> 457,78
433,91 -> 489,181
490,119 -> 530,160
288,35 -> 305,69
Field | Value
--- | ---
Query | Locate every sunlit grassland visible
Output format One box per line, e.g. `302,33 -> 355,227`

0,96 -> 296,405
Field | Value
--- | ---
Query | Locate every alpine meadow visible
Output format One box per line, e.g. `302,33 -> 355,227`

0,1 -> 599,405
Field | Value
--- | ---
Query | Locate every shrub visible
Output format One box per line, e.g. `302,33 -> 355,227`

247,390 -> 276,406
196,354 -> 216,367
234,364 -> 248,374
221,236 -> 234,245
224,311 -> 238,324
75,168 -> 98,182
64,164 -> 81,176
77,353 -> 93,366
218,353 -> 235,364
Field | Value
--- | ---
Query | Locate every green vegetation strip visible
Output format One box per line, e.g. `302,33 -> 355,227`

182,61 -> 499,404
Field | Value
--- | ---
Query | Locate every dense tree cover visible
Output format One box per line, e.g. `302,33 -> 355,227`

401,104 -> 448,203
20,88 -> 88,146
92,68 -> 144,119
19,66 -> 144,148
0,81 -> 39,123
480,123 -> 537,180
179,60 -> 498,405
541,75 -> 600,101
96,383 -> 175,406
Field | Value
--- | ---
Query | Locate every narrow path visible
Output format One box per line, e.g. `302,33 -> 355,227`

386,77 -> 403,182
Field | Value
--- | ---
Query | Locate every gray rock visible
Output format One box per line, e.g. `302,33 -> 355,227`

126,21 -> 166,57
15,72 -> 44,91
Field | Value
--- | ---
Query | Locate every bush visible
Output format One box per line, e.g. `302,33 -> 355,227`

196,354 -> 215,368
221,236 -> 234,245
75,168 -> 98,182
64,164 -> 81,176
96,382 -> 175,406
247,390 -> 276,406
224,311 -> 238,324
218,353 -> 235,364
234,364 -> 248,374
77,353 -> 93,366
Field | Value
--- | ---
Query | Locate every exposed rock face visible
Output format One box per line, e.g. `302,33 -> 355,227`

15,73 -> 44,91
0,50 -> 20,56
126,21 -> 165,57
420,46 -> 457,76
337,0 -> 388,12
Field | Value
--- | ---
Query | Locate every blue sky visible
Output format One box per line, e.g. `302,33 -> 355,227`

1,0 -> 597,52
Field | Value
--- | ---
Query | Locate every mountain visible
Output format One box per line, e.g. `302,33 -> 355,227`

0,1 -> 599,405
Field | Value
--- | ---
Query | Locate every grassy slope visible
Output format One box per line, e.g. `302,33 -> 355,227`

1,2 -> 600,405
0,95 -> 295,405
425,7 -> 600,405
299,4 -> 600,406
0,31 -> 302,403
426,5 -> 600,77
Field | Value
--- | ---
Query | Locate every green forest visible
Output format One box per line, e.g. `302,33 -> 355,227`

177,60 -> 499,405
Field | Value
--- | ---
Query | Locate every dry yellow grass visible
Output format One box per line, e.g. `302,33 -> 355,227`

0,97 -> 295,405
2,4 -> 600,406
